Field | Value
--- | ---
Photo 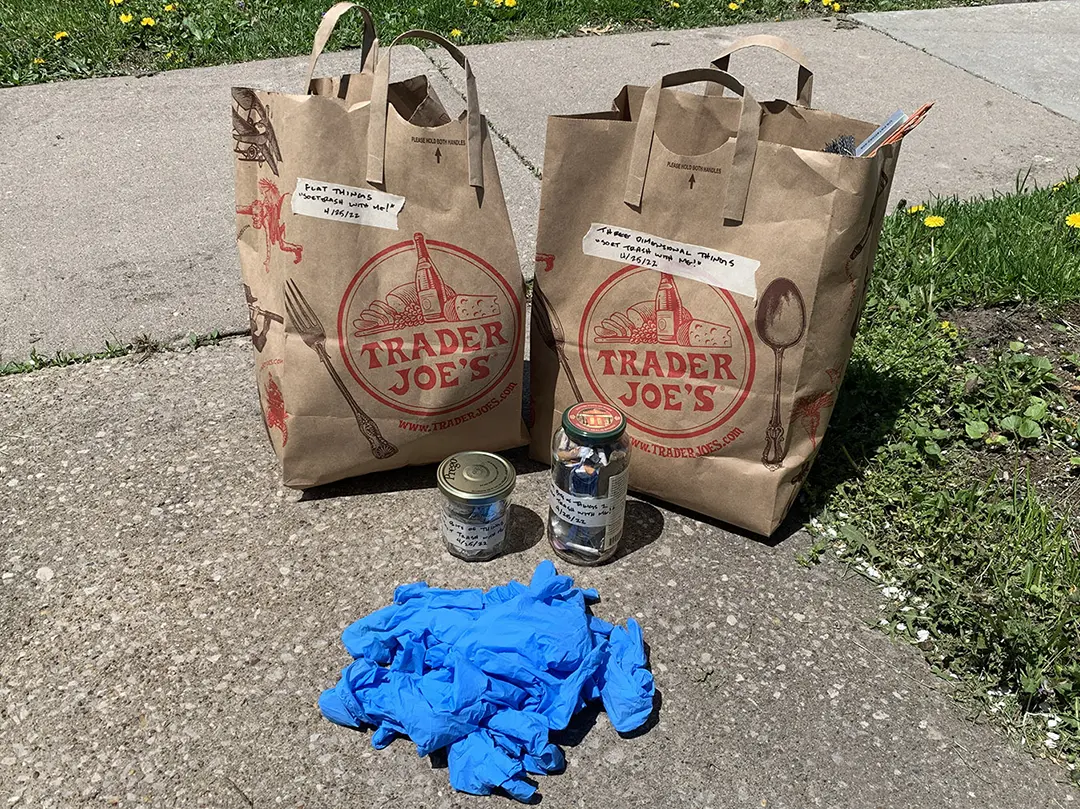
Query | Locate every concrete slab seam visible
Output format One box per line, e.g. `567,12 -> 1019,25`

422,49 -> 543,179
851,17 -> 1079,125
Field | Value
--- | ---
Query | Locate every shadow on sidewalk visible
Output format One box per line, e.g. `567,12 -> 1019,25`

298,445 -> 545,501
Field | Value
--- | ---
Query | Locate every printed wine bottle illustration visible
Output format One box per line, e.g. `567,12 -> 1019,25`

582,269 -> 755,442
654,273 -> 684,345
414,233 -> 450,323
339,233 -> 521,418
593,272 -> 731,348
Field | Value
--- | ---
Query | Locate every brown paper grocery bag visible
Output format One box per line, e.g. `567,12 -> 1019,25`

234,26 -> 527,488
530,53 -> 899,535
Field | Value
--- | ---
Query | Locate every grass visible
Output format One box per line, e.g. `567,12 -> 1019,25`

3,0 -> 996,86
804,175 -> 1080,775
0,330 -> 226,375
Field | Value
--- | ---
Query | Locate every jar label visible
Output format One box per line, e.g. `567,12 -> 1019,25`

549,468 -> 629,533
441,511 -> 507,553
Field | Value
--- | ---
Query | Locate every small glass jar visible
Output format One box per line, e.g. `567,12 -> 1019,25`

548,402 -> 631,566
436,451 -> 516,562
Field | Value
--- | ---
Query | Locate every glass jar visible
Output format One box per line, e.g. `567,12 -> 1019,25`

548,402 -> 631,566
436,451 -> 516,562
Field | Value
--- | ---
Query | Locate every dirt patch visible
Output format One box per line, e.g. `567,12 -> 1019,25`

947,304 -> 1080,543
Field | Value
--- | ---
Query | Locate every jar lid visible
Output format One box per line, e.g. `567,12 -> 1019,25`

561,402 -> 627,445
437,451 -> 516,505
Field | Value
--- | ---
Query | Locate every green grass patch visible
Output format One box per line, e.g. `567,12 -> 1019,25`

805,175 -> 1080,773
3,0 -> 997,86
0,331 -> 225,375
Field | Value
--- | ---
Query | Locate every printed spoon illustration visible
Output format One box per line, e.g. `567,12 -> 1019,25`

755,278 -> 807,470
533,284 -> 584,403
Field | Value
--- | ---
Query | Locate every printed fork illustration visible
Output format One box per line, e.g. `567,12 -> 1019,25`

284,280 -> 398,460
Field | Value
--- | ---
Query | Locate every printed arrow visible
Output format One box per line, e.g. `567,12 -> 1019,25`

688,173 -> 696,189
435,147 -> 442,164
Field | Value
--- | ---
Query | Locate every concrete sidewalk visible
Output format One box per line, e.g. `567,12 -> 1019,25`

3,7 -> 1080,359
854,0 -> 1080,123
1,340 -> 1076,807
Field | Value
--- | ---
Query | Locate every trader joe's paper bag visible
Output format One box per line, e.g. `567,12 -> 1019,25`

234,25 -> 526,487
530,49 -> 899,535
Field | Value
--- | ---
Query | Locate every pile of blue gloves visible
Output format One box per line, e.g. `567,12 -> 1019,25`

319,561 -> 655,801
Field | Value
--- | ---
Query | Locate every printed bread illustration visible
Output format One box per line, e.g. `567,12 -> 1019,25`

352,233 -> 501,336
593,274 -> 732,348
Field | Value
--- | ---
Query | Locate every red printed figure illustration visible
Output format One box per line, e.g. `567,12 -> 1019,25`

264,372 -> 289,445
581,269 -> 754,441
339,233 -> 521,417
236,179 -> 304,273
534,253 -> 555,274
791,391 -> 835,449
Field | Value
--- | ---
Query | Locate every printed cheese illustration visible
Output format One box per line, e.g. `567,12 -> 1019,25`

593,273 -> 732,348
352,233 -> 502,337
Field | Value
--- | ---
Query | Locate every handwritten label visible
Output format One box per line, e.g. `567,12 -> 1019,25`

291,178 -> 405,230
582,223 -> 759,299
440,512 -> 507,553
548,468 -> 629,538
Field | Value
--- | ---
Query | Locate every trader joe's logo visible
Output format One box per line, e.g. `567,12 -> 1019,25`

338,233 -> 521,417
580,267 -> 755,439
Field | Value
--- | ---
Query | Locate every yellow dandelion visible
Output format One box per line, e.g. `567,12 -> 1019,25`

728,2 -> 739,8
53,31 -> 69,41
165,50 -> 174,59
505,0 -> 517,6
120,11 -> 133,22
493,0 -> 503,6
906,204 -> 925,214
141,16 -> 156,25
923,215 -> 945,228
164,2 -> 176,9
1066,212 -> 1080,229
1052,181 -> 1067,193
940,320 -> 952,331
33,57 -> 45,64
108,0 -> 124,5
671,1 -> 680,7
821,0 -> 829,6
472,0 -> 479,5
450,28 -> 463,38
832,2 -> 840,10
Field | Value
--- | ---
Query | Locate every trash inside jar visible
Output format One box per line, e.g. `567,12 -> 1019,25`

548,403 -> 631,566
437,451 -> 516,562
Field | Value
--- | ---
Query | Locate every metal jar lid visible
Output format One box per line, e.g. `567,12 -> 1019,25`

562,402 -> 627,446
437,451 -> 516,506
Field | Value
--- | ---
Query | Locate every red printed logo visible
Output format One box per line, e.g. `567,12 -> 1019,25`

338,233 -> 521,417
580,267 -> 755,439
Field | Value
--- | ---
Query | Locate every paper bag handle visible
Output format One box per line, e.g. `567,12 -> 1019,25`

304,3 -> 379,93
624,68 -> 760,224
366,30 -> 484,191
708,35 -> 813,107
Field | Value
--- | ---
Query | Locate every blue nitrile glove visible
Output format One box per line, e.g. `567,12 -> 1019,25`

448,730 -> 536,801
319,562 -> 656,802
598,618 -> 655,733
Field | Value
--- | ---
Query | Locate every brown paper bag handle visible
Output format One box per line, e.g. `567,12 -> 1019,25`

304,3 -> 379,93
624,68 -> 760,224
707,35 -> 813,107
366,30 -> 484,191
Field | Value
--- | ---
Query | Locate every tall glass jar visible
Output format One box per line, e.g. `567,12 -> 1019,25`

548,403 -> 631,566
437,451 -> 516,562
